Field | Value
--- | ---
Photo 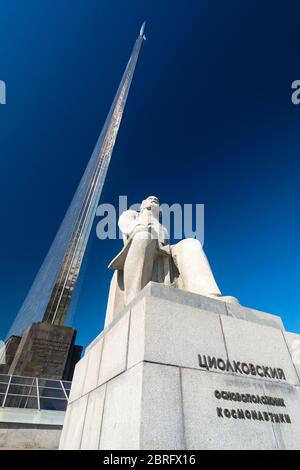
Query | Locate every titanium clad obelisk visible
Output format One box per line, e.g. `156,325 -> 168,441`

6,24 -> 146,339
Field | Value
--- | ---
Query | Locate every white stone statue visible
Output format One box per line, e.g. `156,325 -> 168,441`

105,196 -> 238,326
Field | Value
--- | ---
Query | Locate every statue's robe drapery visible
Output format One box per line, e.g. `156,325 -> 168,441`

105,222 -> 176,327
105,221 -> 222,328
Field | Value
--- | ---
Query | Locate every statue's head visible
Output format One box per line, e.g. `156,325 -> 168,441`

140,196 -> 160,213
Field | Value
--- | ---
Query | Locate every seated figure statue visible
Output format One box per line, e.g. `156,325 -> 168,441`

105,196 -> 238,327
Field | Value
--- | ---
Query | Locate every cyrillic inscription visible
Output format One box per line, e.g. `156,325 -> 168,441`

215,389 -> 291,424
216,407 -> 291,424
198,354 -> 286,381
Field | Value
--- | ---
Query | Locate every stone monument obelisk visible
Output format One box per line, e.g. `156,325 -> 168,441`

1,23 -> 146,382
59,196 -> 300,450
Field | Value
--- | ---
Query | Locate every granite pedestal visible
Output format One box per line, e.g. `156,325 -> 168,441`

59,282 -> 300,450
6,322 -> 82,380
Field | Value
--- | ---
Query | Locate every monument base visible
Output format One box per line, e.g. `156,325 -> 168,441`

0,408 -> 64,450
4,322 -> 82,380
59,282 -> 300,450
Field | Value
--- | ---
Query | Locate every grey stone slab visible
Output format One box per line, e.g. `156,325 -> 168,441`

87,281 -> 227,355
85,284 -> 153,355
140,362 -> 184,450
221,316 -> 299,386
181,368 -> 279,450
0,427 -> 8,448
0,424 -> 61,450
149,282 -> 228,316
261,381 -> 300,450
82,338 -> 103,395
68,352 -> 89,403
86,304 -> 131,354
59,394 -> 88,450
86,282 -> 285,355
225,302 -> 284,331
284,331 -> 300,381
126,298 -> 146,368
81,385 -> 106,450
128,295 -> 227,370
99,363 -> 143,450
98,311 -> 130,386
149,282 -> 284,331
99,361 -> 184,450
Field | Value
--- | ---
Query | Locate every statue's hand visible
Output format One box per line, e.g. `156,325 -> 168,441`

157,243 -> 171,257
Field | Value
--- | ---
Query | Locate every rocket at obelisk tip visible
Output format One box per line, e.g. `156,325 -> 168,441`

140,21 -> 146,40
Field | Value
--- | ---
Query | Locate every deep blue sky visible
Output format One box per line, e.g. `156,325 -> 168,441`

0,0 -> 300,349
